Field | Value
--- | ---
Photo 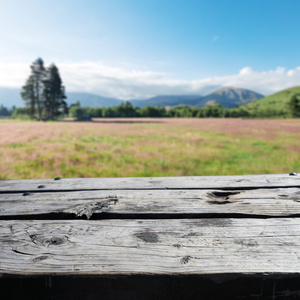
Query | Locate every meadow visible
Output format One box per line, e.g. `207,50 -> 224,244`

0,118 -> 299,179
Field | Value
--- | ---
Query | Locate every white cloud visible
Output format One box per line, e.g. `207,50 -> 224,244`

212,36 -> 220,42
0,61 -> 300,99
0,62 -> 29,88
239,67 -> 253,75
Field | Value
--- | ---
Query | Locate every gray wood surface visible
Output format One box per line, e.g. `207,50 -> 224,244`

1,218 -> 300,276
0,188 -> 300,218
0,174 -> 299,192
1,174 -> 300,278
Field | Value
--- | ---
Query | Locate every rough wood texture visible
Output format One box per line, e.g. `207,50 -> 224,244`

1,218 -> 300,276
1,173 -> 300,281
0,188 -> 300,218
0,173 -> 299,192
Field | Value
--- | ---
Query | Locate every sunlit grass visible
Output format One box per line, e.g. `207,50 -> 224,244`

0,118 -> 299,179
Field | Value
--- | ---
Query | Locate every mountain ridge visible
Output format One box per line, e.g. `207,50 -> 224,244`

0,86 -> 265,109
194,87 -> 264,108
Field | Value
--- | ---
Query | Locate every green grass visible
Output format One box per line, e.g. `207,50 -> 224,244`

8,142 -> 26,148
0,119 -> 299,179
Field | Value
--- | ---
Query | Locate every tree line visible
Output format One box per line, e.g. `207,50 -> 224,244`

68,101 -> 246,119
6,93 -> 300,119
0,104 -> 15,117
68,99 -> 300,119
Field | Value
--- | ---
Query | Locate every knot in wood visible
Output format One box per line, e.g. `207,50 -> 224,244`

135,230 -> 159,243
180,256 -> 192,264
49,236 -> 65,246
30,234 -> 68,247
32,255 -> 49,263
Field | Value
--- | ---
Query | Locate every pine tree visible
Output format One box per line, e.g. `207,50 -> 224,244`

21,74 -> 36,118
31,58 -> 46,119
21,58 -> 46,120
43,64 -> 68,120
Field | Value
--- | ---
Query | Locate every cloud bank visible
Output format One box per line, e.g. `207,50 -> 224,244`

0,61 -> 300,99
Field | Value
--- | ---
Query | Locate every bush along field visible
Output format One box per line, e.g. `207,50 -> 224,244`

0,118 -> 300,179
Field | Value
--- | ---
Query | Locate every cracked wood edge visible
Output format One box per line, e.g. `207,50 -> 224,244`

0,188 -> 300,217
0,174 -> 299,192
1,218 -> 300,276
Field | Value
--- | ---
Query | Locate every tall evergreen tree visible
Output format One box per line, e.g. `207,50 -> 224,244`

31,58 -> 46,119
43,64 -> 68,120
21,58 -> 46,120
21,74 -> 36,118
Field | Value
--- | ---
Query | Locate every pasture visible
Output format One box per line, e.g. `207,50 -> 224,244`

0,118 -> 299,179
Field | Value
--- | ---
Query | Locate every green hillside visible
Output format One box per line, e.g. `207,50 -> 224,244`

242,86 -> 300,117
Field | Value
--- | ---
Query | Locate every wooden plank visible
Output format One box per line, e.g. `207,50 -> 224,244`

1,218 -> 300,276
0,188 -> 300,218
0,174 -> 299,192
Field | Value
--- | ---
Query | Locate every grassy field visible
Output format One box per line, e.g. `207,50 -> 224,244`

0,118 -> 299,179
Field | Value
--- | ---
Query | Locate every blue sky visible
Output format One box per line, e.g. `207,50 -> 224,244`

0,0 -> 300,99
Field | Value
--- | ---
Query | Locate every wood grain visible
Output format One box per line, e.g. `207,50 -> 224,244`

0,174 -> 299,192
1,218 -> 300,276
0,188 -> 300,218
1,174 -> 300,282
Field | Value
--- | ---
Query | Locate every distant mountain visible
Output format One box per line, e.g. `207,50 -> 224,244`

67,92 -> 122,107
0,88 -> 123,108
0,86 -> 264,109
241,86 -> 300,114
193,87 -> 264,108
0,87 -> 23,108
131,95 -> 201,107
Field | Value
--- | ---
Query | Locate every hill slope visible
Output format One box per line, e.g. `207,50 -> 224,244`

241,86 -> 300,115
194,87 -> 264,108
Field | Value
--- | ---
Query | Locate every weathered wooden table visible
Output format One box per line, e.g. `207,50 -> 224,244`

1,174 -> 300,299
